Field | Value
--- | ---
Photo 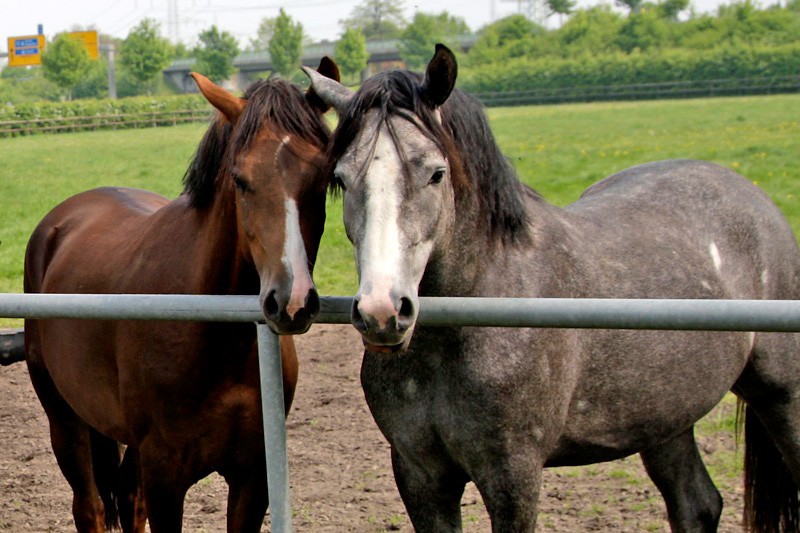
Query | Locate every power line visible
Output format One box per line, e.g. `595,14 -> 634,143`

105,6 -> 145,35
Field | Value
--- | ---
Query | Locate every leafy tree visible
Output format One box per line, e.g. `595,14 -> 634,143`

341,0 -> 407,40
269,8 -> 304,77
41,33 -> 92,99
484,14 -> 543,47
547,0 -> 576,25
557,6 -> 626,56
194,26 -> 239,83
616,0 -> 644,13
120,18 -> 171,95
658,0 -> 689,19
467,15 -> 548,66
73,57 -> 109,99
335,27 -> 369,83
399,12 -> 470,70
171,42 -> 191,58
249,17 -> 277,51
615,9 -> 670,52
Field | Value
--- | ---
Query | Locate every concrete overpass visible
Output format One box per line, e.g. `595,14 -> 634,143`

164,36 -> 475,93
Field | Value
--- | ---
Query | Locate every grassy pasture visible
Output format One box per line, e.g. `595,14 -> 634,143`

1,93 -> 798,317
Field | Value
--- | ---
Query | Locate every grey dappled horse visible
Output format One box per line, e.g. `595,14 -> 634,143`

306,46 -> 800,532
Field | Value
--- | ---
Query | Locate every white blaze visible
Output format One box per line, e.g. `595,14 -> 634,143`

283,198 -> 312,319
356,129 -> 404,326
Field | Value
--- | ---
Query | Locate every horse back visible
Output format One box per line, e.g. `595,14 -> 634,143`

25,187 -> 170,295
566,159 -> 800,301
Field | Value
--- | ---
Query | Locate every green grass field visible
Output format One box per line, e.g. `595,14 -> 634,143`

1,94 -> 799,328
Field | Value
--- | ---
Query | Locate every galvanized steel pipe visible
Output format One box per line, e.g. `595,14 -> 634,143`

257,324 -> 292,533
3,294 -> 800,331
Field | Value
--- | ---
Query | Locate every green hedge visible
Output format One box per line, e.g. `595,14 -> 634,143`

459,43 -> 800,94
0,94 -> 210,136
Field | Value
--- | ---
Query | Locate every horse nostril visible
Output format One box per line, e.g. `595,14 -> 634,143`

264,289 -> 280,320
397,297 -> 415,331
351,298 -> 368,334
305,288 -> 320,317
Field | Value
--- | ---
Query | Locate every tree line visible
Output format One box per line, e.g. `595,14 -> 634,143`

1,0 -> 798,105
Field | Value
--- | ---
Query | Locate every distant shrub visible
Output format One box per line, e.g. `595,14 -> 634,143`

459,43 -> 800,94
0,94 -> 209,136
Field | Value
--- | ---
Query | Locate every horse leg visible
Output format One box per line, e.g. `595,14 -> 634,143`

469,450 -> 543,532
89,429 -> 124,530
117,446 -> 147,533
224,467 -> 269,533
139,446 -> 189,533
26,362 -> 106,532
390,447 -> 468,532
733,333 -> 800,533
639,426 -> 722,532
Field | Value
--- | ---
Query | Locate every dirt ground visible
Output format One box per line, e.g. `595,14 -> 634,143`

0,323 -> 747,532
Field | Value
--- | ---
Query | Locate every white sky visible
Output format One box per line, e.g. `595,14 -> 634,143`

2,0 -> 731,53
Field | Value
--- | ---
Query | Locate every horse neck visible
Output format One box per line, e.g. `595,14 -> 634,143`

420,194 -> 572,299
186,186 -> 258,295
420,198 -> 496,297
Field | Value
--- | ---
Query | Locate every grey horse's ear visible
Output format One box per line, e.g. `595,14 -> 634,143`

302,60 -> 353,116
421,43 -> 457,108
305,56 -> 341,114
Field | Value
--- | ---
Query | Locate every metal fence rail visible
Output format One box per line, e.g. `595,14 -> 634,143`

3,292 -> 800,532
4,293 -> 800,331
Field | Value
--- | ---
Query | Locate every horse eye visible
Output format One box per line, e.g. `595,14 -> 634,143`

430,169 -> 445,185
333,172 -> 347,191
233,175 -> 250,192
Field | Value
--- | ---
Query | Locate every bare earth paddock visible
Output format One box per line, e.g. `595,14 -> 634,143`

1,324 -> 746,532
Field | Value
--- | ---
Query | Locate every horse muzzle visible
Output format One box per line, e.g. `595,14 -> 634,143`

261,285 -> 320,334
351,292 -> 417,353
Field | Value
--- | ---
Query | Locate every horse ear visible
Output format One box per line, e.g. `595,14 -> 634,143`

302,58 -> 353,116
191,72 -> 246,124
305,57 -> 342,114
421,44 -> 458,108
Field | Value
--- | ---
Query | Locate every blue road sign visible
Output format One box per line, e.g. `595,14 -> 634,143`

14,38 -> 39,48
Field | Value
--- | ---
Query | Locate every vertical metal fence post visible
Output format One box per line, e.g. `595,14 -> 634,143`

256,323 -> 293,533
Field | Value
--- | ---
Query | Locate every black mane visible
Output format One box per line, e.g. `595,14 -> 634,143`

330,69 -> 534,244
182,78 -> 330,208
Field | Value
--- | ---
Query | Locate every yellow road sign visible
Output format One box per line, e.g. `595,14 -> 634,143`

7,35 -> 45,67
68,30 -> 99,60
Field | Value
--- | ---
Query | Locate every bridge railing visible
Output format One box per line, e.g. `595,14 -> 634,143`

3,292 -> 800,532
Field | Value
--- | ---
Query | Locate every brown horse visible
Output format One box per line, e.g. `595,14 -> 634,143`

23,61 -> 338,532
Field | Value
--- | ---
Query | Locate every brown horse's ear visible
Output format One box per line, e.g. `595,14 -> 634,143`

421,44 -> 457,108
191,72 -> 246,124
305,56 -> 342,114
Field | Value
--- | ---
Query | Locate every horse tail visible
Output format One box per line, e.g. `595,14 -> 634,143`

740,401 -> 800,532
90,430 -> 122,531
